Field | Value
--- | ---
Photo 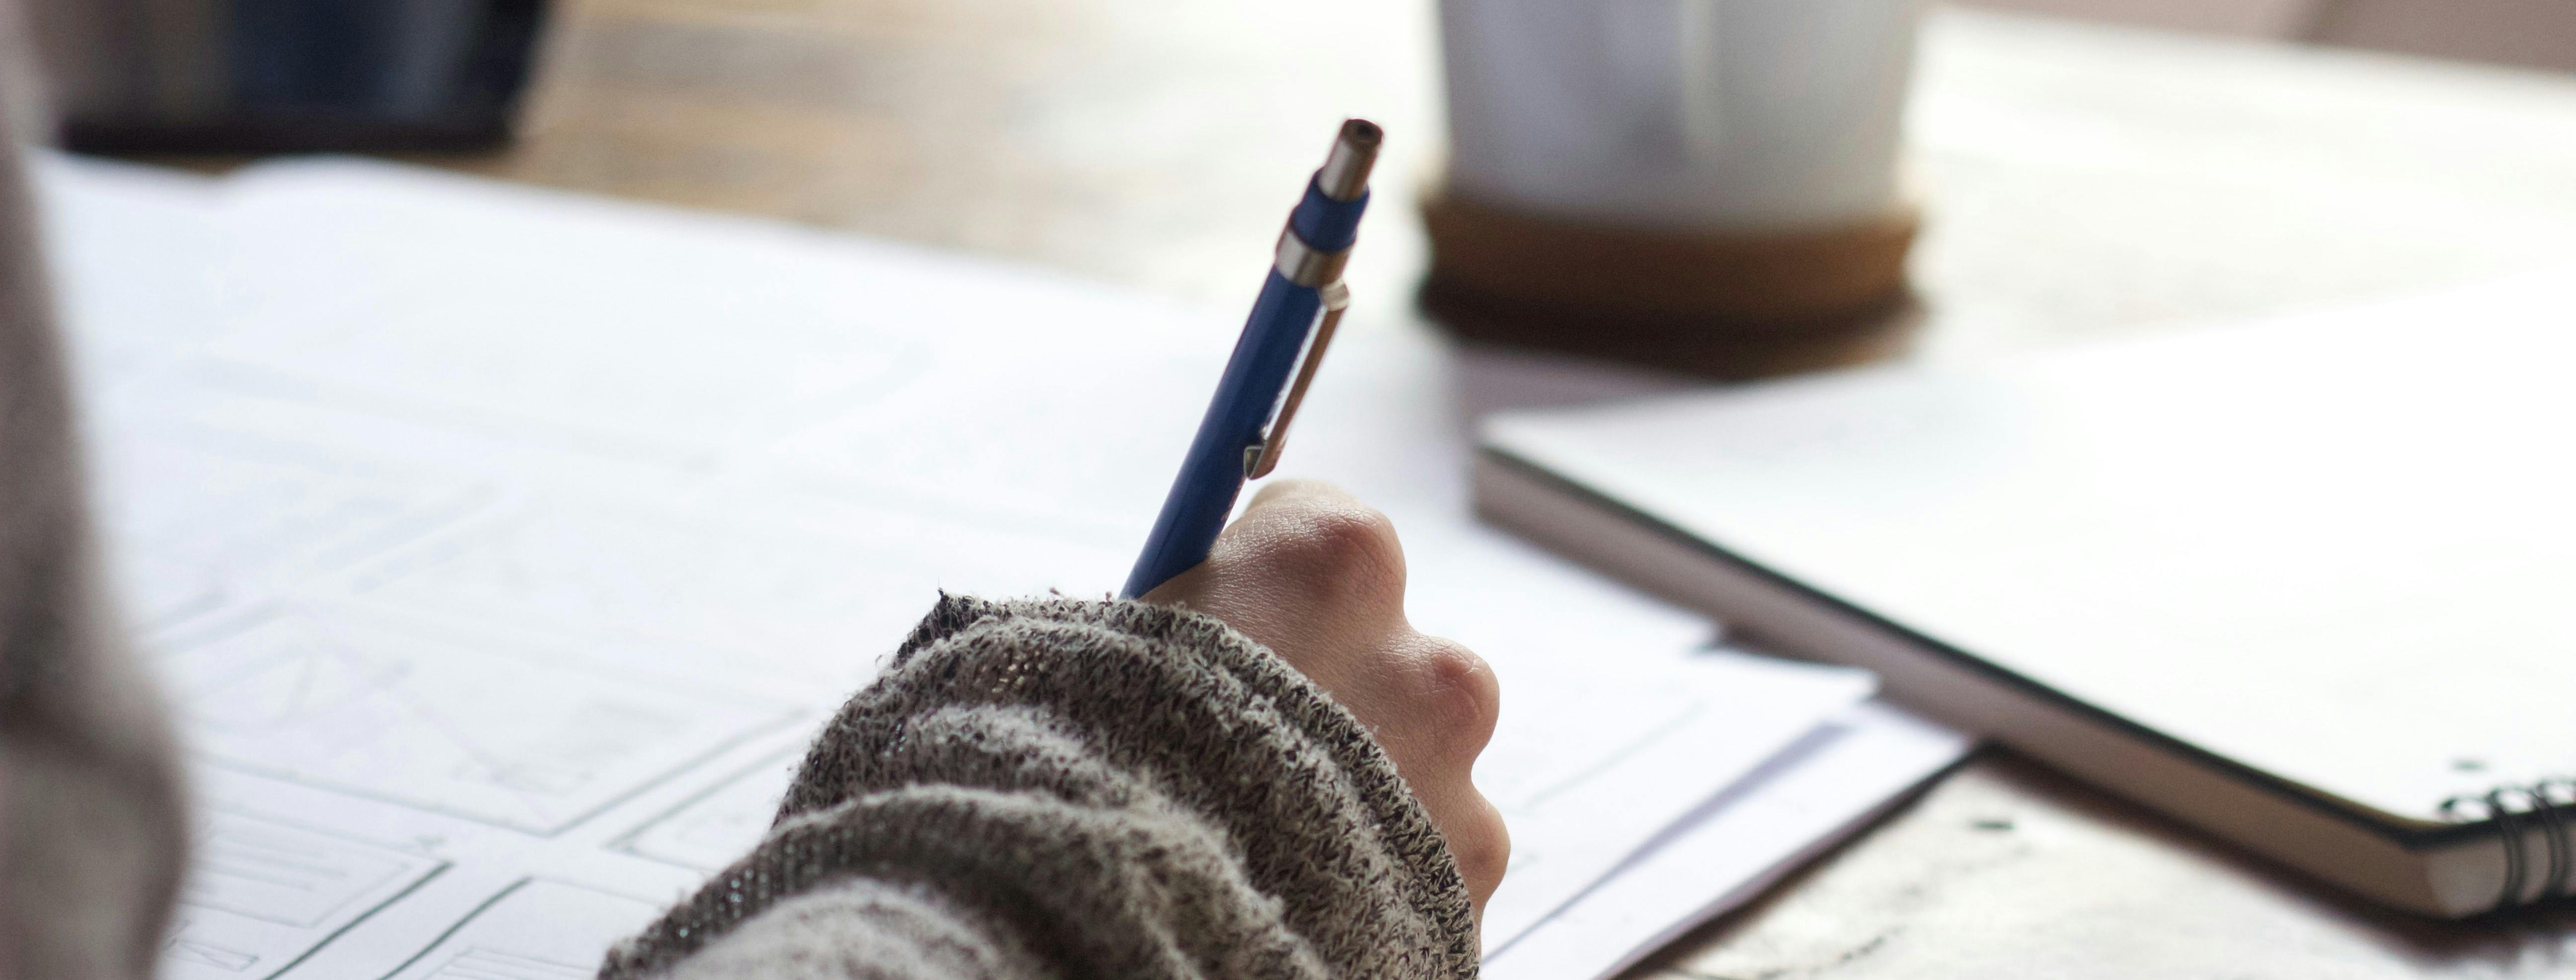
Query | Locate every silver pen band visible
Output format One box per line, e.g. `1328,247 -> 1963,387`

1274,228 -> 1351,288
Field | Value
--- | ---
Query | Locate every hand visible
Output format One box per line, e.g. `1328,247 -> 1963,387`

1142,479 -> 1509,919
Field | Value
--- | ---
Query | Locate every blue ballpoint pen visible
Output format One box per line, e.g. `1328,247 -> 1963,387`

1121,119 -> 1381,598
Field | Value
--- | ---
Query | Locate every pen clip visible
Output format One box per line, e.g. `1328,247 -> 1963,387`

1244,281 -> 1349,480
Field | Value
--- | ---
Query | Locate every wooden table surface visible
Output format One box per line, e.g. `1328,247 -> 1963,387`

437,1 -> 2576,975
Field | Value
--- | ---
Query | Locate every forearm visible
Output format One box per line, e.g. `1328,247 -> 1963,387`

603,596 -> 1478,980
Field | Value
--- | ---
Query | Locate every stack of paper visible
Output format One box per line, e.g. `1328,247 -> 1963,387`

36,154 -> 1967,980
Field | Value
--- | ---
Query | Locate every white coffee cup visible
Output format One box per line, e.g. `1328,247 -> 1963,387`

1439,0 -> 1923,231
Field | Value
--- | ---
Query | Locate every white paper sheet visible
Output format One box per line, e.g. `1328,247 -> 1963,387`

1485,701 -> 1971,980
1473,646 -> 1871,943
36,153 -> 1923,979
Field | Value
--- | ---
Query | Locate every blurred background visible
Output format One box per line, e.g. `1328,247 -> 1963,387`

29,0 -> 2576,370
1975,0 -> 2576,70
34,0 -> 549,151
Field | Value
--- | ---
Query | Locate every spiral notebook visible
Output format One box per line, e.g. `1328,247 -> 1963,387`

1475,266 -> 2576,918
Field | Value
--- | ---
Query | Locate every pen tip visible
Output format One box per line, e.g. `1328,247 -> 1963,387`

1340,118 -> 1383,150
1319,119 -> 1382,202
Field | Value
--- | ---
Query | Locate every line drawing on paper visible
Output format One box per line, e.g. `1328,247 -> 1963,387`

171,608 -> 796,835
161,810 -> 450,980
378,879 -> 663,980
610,749 -> 803,872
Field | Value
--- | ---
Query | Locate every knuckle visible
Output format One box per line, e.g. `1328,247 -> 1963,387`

1411,637 -> 1501,745
1299,505 -> 1403,577
1254,501 -> 1406,599
1447,800 -> 1512,887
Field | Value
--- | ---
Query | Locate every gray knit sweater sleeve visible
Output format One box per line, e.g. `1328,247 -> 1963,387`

599,595 -> 1481,980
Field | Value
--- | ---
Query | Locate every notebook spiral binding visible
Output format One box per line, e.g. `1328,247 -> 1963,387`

2439,778 -> 2576,912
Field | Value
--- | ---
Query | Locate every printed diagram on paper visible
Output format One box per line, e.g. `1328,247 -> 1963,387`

613,753 -> 805,873
379,880 -> 663,980
165,608 -> 797,835
162,812 -> 447,980
43,157 -> 1960,980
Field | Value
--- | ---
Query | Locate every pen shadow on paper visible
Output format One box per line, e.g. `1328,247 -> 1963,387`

1621,752 -> 2576,980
